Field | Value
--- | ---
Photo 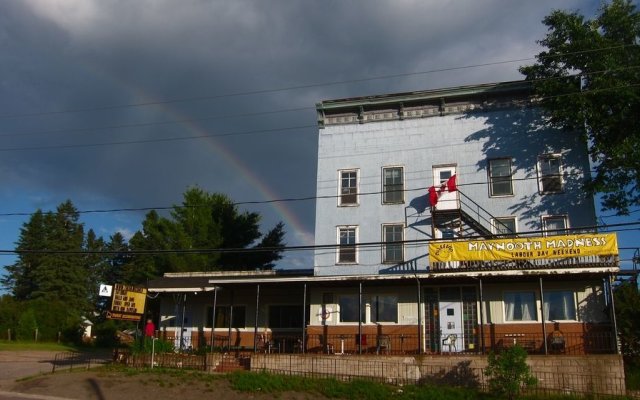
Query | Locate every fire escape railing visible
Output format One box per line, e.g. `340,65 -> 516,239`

454,190 -> 516,238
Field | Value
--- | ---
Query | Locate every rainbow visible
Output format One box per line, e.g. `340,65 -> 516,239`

77,63 -> 313,247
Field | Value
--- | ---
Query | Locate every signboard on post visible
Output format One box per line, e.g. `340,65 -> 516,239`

107,284 -> 147,322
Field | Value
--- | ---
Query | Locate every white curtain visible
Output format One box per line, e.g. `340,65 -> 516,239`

544,291 -> 575,320
505,292 -> 535,321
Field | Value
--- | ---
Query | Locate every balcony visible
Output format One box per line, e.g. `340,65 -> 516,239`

431,254 -> 619,273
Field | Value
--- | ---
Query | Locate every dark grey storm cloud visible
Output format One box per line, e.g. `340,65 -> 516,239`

0,0 -> 600,268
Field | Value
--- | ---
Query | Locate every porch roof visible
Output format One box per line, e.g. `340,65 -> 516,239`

146,266 -> 617,292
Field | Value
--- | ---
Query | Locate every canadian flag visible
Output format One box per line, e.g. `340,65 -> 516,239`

428,174 -> 457,206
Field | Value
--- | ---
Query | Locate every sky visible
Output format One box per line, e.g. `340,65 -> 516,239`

0,0 -> 637,279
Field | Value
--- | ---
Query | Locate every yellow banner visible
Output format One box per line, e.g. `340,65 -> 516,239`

429,233 -> 618,263
108,284 -> 147,321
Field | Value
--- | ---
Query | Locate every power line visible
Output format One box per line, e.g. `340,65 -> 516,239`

0,107 -> 315,138
1,64 -> 638,140
0,169 -> 615,217
1,44 -> 635,120
0,124 -> 316,152
0,171 -> 602,217
1,80 -> 637,153
0,221 -> 636,257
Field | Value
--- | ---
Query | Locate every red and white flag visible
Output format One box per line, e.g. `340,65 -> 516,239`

428,174 -> 457,206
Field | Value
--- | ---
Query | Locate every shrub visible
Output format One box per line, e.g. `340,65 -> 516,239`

485,345 -> 537,400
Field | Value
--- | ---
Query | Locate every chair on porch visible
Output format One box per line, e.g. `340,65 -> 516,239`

442,334 -> 457,353
376,335 -> 391,355
549,330 -> 565,353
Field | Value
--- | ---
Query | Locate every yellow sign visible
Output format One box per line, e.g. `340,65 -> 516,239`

107,284 -> 147,321
429,233 -> 618,263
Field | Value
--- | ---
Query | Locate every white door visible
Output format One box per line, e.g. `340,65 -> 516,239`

432,165 -> 458,211
439,287 -> 464,353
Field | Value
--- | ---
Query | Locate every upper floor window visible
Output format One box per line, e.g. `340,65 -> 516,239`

492,217 -> 517,236
542,215 -> 568,236
488,158 -> 513,196
382,167 -> 404,204
339,169 -> 358,205
543,291 -> 576,321
538,154 -> 563,193
338,226 -> 357,263
382,224 -> 403,263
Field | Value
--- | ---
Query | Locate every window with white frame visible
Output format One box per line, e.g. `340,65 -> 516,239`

504,291 -> 537,321
370,295 -> 398,323
543,291 -> 576,321
338,295 -> 365,323
492,217 -> 517,236
382,166 -> 404,204
338,226 -> 357,263
382,224 -> 403,263
488,158 -> 514,196
339,169 -> 358,205
542,215 -> 568,236
538,154 -> 563,193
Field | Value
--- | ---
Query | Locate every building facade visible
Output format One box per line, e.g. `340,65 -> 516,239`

148,81 -> 619,357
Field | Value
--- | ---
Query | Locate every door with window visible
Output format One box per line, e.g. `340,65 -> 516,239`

432,165 -> 458,211
438,287 -> 464,353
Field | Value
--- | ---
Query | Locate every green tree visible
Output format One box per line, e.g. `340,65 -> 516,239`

520,0 -> 640,214
124,187 -> 286,283
485,345 -> 537,400
2,201 -> 96,315
614,281 -> 640,363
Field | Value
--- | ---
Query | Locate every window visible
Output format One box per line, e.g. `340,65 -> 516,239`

338,295 -> 365,323
492,217 -> 517,236
338,226 -> 357,263
268,305 -> 303,328
383,167 -> 404,203
504,292 -> 537,321
206,306 -> 246,328
538,154 -> 563,193
370,295 -> 398,323
339,170 -> 358,205
488,158 -> 513,196
542,215 -> 568,236
382,224 -> 403,263
543,291 -> 576,321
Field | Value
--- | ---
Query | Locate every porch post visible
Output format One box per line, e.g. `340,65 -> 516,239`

179,293 -> 187,353
302,283 -> 307,354
228,289 -> 234,350
416,278 -> 422,354
608,274 -> 620,354
479,278 -> 485,354
210,288 -> 218,352
253,284 -> 260,353
358,281 -> 362,355
539,277 -> 548,355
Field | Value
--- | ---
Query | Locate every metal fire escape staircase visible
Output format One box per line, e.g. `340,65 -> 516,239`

430,189 -> 515,240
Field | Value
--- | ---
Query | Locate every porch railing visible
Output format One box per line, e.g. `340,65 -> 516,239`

160,330 -> 616,356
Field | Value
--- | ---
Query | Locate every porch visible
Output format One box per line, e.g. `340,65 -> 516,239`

159,323 -> 616,356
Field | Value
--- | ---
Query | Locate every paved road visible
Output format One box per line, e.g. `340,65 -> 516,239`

0,351 -> 110,400
0,391 -> 73,400
0,352 -> 60,387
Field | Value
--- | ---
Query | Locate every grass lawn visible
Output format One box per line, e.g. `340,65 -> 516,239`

0,340 -> 80,352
